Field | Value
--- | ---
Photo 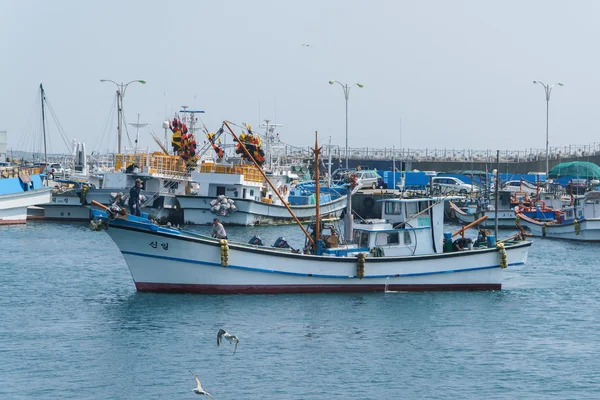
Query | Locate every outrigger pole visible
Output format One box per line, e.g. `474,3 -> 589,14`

312,131 -> 322,254
222,121 -> 314,246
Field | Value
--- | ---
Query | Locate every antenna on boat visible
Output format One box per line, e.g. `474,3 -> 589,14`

259,119 -> 282,171
223,120 -> 315,247
180,106 -> 205,136
129,113 -> 148,153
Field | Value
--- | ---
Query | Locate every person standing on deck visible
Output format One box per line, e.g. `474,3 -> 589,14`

212,218 -> 227,239
129,179 -> 142,216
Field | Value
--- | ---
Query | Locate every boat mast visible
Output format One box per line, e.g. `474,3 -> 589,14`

117,90 -> 122,154
313,131 -> 322,254
40,83 -> 48,171
223,120 -> 314,246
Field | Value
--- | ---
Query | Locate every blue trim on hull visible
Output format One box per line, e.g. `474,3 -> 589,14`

121,250 -> 525,279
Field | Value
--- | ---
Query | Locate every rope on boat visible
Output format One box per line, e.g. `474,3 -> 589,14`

496,243 -> 508,269
220,239 -> 229,267
356,253 -> 366,279
574,219 -> 580,235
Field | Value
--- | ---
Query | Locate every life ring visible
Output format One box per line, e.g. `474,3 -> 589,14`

363,197 -> 375,209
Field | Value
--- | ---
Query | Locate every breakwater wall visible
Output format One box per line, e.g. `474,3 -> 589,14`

330,154 -> 600,174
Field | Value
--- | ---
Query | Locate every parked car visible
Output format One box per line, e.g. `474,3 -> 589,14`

49,163 -> 64,176
431,176 -> 479,194
356,170 -> 383,190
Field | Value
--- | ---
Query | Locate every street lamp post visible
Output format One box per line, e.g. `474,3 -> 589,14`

100,79 -> 146,153
329,80 -> 363,168
533,80 -> 564,179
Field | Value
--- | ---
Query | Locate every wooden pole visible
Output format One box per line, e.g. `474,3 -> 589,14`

91,200 -> 109,211
223,121 -> 314,245
452,215 -> 489,237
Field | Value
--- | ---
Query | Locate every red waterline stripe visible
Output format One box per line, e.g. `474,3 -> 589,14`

0,219 -> 26,225
135,282 -> 502,294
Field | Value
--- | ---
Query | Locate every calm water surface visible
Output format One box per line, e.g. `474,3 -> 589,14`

1,221 -> 599,399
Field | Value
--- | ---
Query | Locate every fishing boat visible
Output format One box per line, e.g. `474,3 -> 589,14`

2,84 -> 54,223
176,162 -> 347,225
449,193 -> 518,229
90,126 -> 532,293
0,167 -> 53,224
176,120 -> 347,225
516,191 -> 600,242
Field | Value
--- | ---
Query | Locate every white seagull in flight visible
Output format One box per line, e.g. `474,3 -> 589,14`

188,370 -> 214,398
217,329 -> 239,355
302,43 -> 310,47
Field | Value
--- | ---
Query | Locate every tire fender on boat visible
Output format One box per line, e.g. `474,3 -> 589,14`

356,253 -> 366,279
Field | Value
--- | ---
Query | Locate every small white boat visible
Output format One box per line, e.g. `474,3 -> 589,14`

449,197 -> 517,229
0,171 -> 52,224
517,191 -> 600,242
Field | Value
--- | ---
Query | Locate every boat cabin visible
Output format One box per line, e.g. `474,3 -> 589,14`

321,197 -> 455,257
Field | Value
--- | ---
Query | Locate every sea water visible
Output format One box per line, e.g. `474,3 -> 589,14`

1,221 -> 600,399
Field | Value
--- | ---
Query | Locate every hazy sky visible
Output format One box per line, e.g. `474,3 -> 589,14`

1,0 -> 598,155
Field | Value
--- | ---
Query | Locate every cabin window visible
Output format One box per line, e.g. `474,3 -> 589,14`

250,189 -> 255,196
387,232 -> 399,245
406,202 -> 418,218
164,181 -> 179,189
406,201 -> 428,219
359,232 -> 370,248
404,231 -> 412,245
375,232 -> 388,246
216,186 -> 226,196
353,230 -> 361,244
385,202 -> 402,215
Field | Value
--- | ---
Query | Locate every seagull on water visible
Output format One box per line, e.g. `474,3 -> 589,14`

188,370 -> 214,398
217,328 -> 239,355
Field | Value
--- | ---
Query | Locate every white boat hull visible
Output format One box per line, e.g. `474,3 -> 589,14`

32,189 -> 177,221
104,223 -> 531,293
517,214 -> 600,242
454,209 -> 517,229
177,195 -> 347,225
0,188 -> 53,224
